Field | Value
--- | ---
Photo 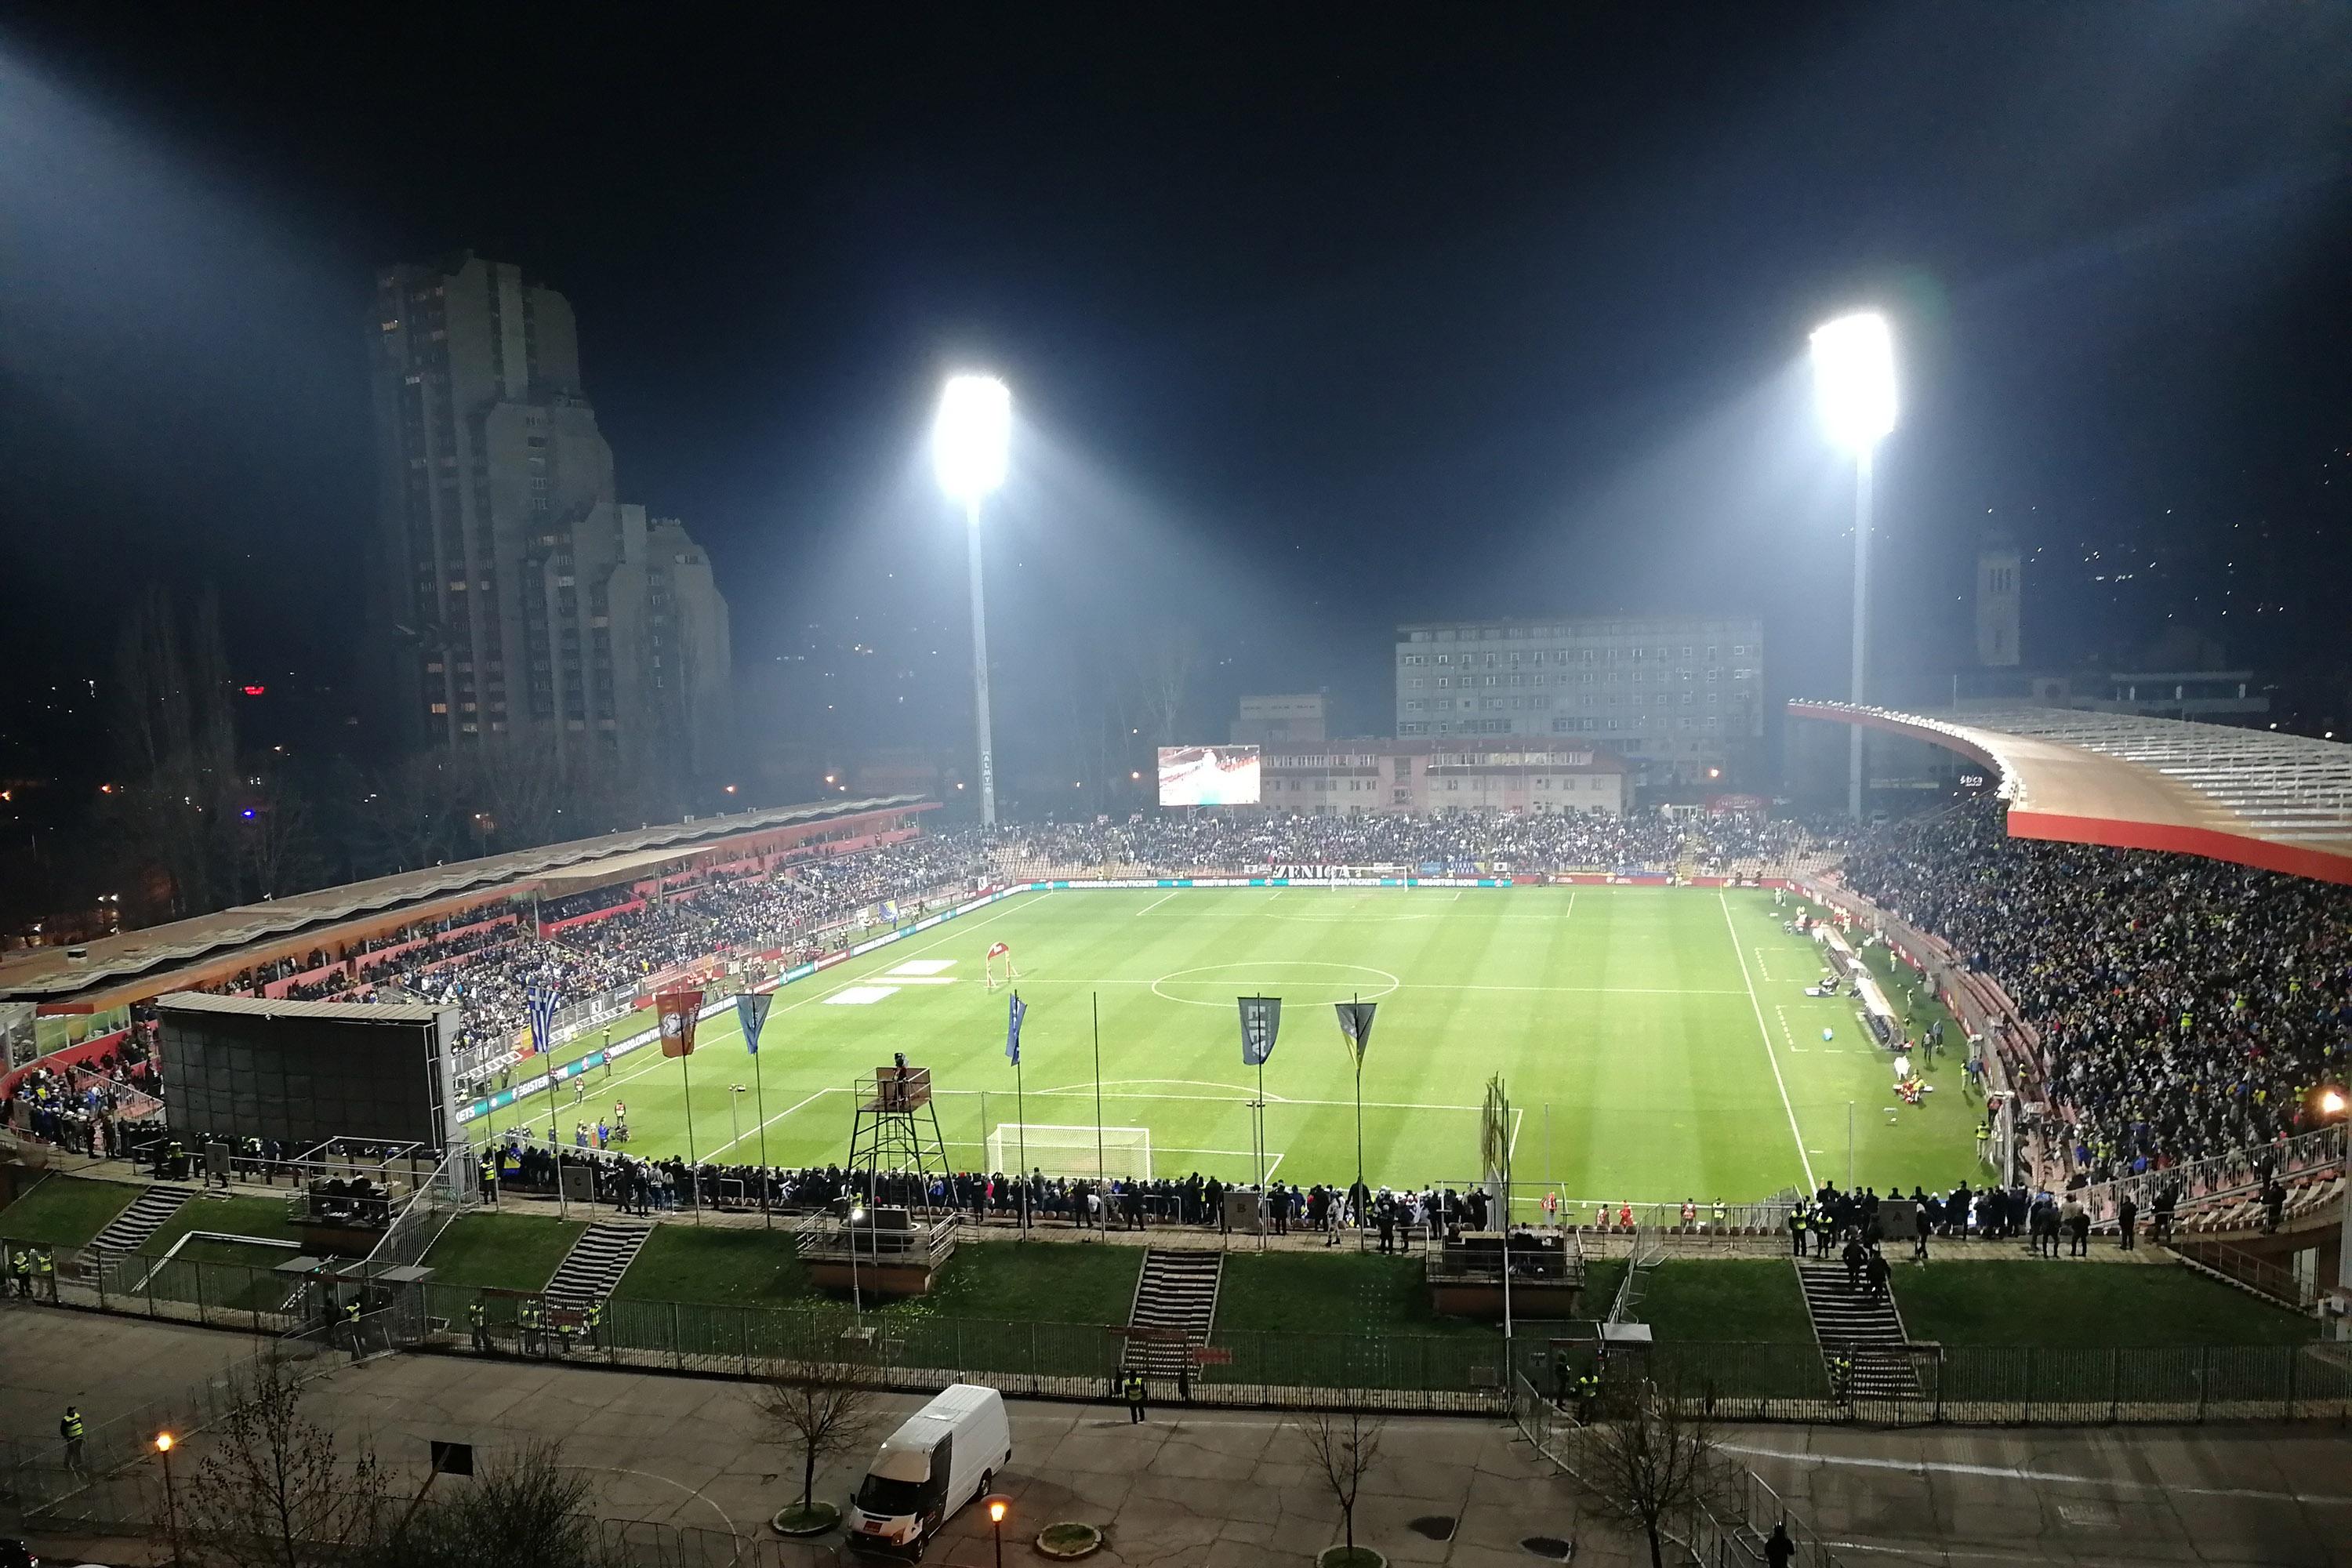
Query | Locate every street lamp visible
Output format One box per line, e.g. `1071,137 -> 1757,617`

156,1431 -> 180,1563
1809,310 -> 1898,822
934,373 -> 1012,828
985,1494 -> 1011,1568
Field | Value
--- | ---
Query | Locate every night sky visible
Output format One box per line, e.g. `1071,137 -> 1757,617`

4,4 -> 2350,768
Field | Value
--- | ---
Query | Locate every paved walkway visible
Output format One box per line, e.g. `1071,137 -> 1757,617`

7,1306 -> 2350,1566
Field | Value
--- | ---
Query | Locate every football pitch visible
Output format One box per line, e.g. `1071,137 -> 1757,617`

477,886 -> 1982,1204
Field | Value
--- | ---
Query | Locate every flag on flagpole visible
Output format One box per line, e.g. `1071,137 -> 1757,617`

882,899 -> 898,924
736,992 -> 772,1054
1334,1000 -> 1378,1065
1006,992 -> 1028,1065
1239,996 -> 1282,1066
655,988 -> 704,1058
525,984 -> 561,1060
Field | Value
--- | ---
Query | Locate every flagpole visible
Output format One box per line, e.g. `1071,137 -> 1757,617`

681,1050 -> 701,1226
752,1024 -> 771,1230
1352,992 -> 1365,1226
1256,1057 -> 1268,1254
1013,990 -> 1028,1240
1092,992 -> 1106,1236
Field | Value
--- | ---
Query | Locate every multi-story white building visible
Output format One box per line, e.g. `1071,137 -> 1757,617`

1395,615 -> 1763,787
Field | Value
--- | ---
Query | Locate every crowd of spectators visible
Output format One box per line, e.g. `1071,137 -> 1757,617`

1838,798 -> 2350,1179
1000,809 -> 1819,878
488,1128 -> 1494,1241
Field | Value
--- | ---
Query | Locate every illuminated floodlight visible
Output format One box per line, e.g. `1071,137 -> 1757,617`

2321,1087 -> 2347,1117
933,374 -> 1012,505
1809,311 -> 1897,453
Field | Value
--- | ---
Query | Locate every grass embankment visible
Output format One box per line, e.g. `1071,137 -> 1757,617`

1893,1261 -> 2318,1348
137,1192 -> 305,1254
613,1225 -> 812,1307
1636,1260 -> 1817,1345
419,1212 -> 585,1291
1216,1249 -> 1497,1339
0,1174 -> 144,1247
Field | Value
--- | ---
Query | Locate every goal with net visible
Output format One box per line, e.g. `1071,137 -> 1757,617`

984,1123 -> 1152,1181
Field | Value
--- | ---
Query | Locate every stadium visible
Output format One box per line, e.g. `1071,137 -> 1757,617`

7,16 -> 2352,1560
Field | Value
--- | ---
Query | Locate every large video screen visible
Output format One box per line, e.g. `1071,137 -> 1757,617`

1158,745 -> 1261,806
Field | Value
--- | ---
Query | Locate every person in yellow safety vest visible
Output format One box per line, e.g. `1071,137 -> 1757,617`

1712,1199 -> 1728,1232
585,1298 -> 604,1349
469,1299 -> 491,1353
5,1248 -> 27,1298
60,1406 -> 85,1474
1573,1371 -> 1601,1419
32,1247 -> 55,1301
478,1152 -> 499,1205
1123,1369 -> 1149,1425
1789,1203 -> 1809,1255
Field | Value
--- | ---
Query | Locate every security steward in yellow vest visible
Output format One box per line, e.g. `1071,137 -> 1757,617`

1123,1369 -> 1148,1425
469,1298 -> 492,1352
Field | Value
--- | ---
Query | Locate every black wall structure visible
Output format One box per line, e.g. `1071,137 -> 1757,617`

156,993 -> 459,1149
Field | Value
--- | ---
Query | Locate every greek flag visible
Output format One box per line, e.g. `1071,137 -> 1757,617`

1006,992 -> 1028,1065
525,985 -> 561,1059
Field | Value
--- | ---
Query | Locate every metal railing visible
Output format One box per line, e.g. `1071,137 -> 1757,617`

1511,1373 -> 1843,1567
10,1234 -> 2347,1425
2067,1123 -> 2346,1233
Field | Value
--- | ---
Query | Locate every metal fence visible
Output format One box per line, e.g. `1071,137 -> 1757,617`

1512,1373 -> 1843,1568
12,1233 -> 2349,1425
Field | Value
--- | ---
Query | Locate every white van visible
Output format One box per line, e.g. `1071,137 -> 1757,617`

848,1384 -> 1012,1556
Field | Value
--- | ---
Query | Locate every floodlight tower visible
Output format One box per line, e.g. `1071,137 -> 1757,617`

935,374 -> 1013,826
1809,311 -> 1898,822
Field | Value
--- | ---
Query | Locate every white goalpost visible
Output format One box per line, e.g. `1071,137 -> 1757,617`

985,1123 -> 1152,1181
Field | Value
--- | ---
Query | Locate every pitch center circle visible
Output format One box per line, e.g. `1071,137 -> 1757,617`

1150,961 -> 1400,1008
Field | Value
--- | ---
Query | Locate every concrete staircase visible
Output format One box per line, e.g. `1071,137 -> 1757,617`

1122,1247 -> 1224,1377
1795,1258 -> 1921,1399
543,1221 -> 652,1310
87,1186 -> 192,1262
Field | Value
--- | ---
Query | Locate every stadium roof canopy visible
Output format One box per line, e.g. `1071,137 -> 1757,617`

0,794 -> 928,1006
1791,701 -> 2352,885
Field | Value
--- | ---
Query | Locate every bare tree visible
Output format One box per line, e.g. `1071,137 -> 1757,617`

365,753 -> 466,873
182,1354 -> 387,1568
1129,621 -> 1201,746
1296,1409 -> 1386,1562
753,1354 -> 882,1525
111,583 -> 239,915
235,772 -> 321,900
1581,1382 -> 1722,1568
389,1441 -> 631,1568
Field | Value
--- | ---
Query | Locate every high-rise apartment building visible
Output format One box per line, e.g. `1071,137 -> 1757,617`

367,254 -> 731,777
1394,614 -> 1763,787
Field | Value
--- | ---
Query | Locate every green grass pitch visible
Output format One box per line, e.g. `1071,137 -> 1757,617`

474,885 -> 1982,1204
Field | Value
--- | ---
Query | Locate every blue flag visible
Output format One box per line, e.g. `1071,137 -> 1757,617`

882,899 -> 899,923
736,992 -> 772,1054
525,984 -> 561,1059
1006,992 -> 1028,1065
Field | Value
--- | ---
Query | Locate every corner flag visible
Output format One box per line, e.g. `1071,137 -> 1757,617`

1006,992 -> 1028,1065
